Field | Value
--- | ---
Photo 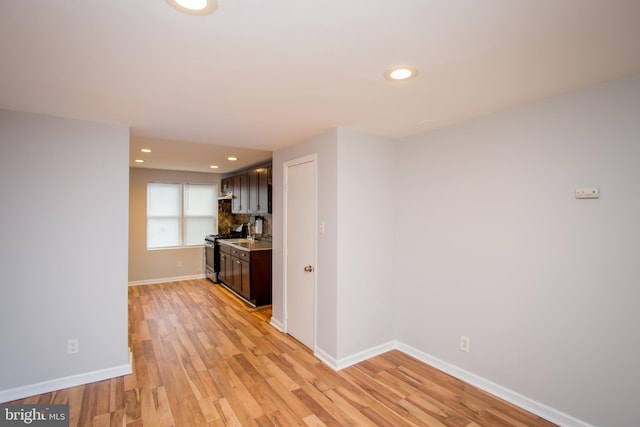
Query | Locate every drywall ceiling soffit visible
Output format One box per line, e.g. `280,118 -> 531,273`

130,136 -> 271,174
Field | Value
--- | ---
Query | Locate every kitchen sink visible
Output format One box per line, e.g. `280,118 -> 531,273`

220,238 -> 272,251
223,239 -> 246,244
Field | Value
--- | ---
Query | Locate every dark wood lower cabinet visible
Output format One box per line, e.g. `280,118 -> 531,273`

218,244 -> 271,306
219,249 -> 231,285
235,258 -> 250,300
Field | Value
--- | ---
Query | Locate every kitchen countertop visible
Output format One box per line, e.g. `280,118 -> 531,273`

218,238 -> 272,252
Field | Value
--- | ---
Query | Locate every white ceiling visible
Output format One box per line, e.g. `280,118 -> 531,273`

2,1 -> 640,172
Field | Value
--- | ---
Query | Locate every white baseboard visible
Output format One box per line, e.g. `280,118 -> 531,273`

314,347 -> 337,368
0,353 -> 133,403
313,340 -> 590,427
395,342 -> 592,427
319,341 -> 397,371
128,274 -> 206,286
269,317 -> 285,332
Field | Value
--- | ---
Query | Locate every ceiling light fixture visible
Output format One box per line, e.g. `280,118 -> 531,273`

165,0 -> 217,15
384,66 -> 419,81
210,165 -> 219,169
140,148 -> 152,153
134,159 -> 144,163
227,156 -> 238,161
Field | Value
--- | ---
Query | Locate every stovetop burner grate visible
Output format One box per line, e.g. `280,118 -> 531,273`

205,231 -> 243,243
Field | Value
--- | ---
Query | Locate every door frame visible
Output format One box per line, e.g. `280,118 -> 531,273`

282,154 -> 318,351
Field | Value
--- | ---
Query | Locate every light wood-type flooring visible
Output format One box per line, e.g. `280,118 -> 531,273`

8,279 -> 556,426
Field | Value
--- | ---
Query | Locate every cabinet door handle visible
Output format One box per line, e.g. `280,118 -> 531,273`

304,265 -> 314,272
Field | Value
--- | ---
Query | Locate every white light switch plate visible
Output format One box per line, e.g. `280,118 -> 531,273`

575,187 -> 599,199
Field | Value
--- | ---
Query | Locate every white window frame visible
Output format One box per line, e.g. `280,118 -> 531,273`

147,182 -> 218,249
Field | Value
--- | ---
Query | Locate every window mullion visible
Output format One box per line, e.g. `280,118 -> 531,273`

181,184 -> 186,246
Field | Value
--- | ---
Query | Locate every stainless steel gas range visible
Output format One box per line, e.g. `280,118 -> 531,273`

204,232 -> 243,282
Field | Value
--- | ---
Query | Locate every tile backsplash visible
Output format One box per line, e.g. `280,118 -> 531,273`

217,200 -> 272,239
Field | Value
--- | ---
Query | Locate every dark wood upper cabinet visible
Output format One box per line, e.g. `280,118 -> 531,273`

232,174 -> 248,213
248,166 -> 270,214
224,165 -> 271,215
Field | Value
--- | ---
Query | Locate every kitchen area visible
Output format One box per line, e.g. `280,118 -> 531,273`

127,140 -> 274,306
204,165 -> 273,307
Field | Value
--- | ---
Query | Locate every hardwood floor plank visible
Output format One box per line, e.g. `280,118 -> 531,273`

216,397 -> 245,427
302,413 -> 327,426
227,353 -> 280,413
92,412 -> 111,427
262,408 -> 303,427
109,409 -> 126,427
7,279 -> 556,426
321,389 -> 379,427
198,396 -> 222,424
340,365 -> 407,410
360,405 -> 418,427
265,352 -> 312,389
152,386 -> 175,427
254,413 -> 278,427
397,398 -> 448,427
292,387 -> 342,427
333,384 -> 418,427
109,376 -> 125,412
404,391 -> 456,420
123,388 -> 141,424
206,356 -> 264,426
298,383 -> 368,427
265,376 -> 314,421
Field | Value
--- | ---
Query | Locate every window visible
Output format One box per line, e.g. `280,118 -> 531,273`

147,183 -> 217,249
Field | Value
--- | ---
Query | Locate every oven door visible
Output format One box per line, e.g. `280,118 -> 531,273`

205,243 -> 216,281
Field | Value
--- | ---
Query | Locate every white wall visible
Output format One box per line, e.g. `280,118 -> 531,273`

272,128 -> 397,364
336,129 -> 396,359
272,74 -> 640,426
272,130 -> 339,356
128,167 -> 222,284
0,110 -> 130,400
394,74 -> 640,427
5,73 -> 635,424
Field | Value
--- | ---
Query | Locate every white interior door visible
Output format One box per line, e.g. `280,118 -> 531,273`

284,157 -> 317,349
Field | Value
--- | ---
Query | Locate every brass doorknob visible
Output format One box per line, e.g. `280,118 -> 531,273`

304,265 -> 314,272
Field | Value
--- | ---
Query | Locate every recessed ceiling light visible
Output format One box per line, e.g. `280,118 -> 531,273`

140,148 -> 152,153
134,159 -> 144,163
227,156 -> 238,161
210,165 -> 219,169
165,0 -> 217,15
384,66 -> 419,81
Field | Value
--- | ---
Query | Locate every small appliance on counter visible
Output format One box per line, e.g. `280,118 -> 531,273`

254,217 -> 264,235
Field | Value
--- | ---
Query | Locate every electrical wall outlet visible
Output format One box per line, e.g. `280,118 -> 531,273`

67,338 -> 79,355
460,336 -> 470,353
